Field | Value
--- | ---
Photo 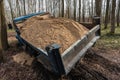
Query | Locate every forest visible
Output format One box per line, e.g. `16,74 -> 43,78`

4,0 -> 120,32
0,0 -> 120,80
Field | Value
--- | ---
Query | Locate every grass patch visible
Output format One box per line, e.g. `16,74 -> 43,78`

7,29 -> 15,32
96,25 -> 120,49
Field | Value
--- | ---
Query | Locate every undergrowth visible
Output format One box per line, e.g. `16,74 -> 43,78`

95,24 -> 120,49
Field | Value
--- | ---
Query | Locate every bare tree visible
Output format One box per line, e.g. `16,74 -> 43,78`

53,0 -> 56,16
78,0 -> 81,22
110,0 -> 116,34
95,0 -> 102,16
88,0 -> 91,21
7,0 -> 14,20
104,0 -> 110,29
45,0 -> 48,11
33,0 -> 36,13
16,0 -> 21,17
38,0 -> 41,12
0,0 -> 8,50
116,0 -> 120,27
61,0 -> 64,17
91,0 -> 94,16
41,0 -> 44,11
58,0 -> 61,16
82,0 -> 85,22
74,0 -> 76,20
66,0 -> 71,18
23,0 -> 26,15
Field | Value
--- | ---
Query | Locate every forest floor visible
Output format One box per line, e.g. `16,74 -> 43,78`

0,26 -> 120,80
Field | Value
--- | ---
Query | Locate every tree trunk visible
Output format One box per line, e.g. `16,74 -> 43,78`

78,0 -> 81,22
82,0 -> 85,22
59,0 -> 61,17
16,0 -> 20,16
61,0 -> 64,17
95,0 -> 102,17
74,0 -> 76,20
0,1 -> 3,61
45,0 -> 48,11
104,0 -> 110,29
53,0 -> 56,16
7,0 -> 14,20
0,0 -> 8,50
38,0 -> 41,12
102,0 -> 106,23
0,49 -> 3,63
41,0 -> 43,11
117,0 -> 120,27
23,0 -> 26,15
91,0 -> 94,16
110,0 -> 116,34
66,0 -> 71,18
88,1 -> 91,22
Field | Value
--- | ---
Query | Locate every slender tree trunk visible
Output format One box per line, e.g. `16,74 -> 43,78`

117,0 -> 120,27
108,1 -> 111,24
59,0 -> 61,17
82,0 -> 85,22
0,0 -> 8,50
95,0 -> 102,17
34,0 -> 36,12
110,0 -> 116,34
49,0 -> 53,13
23,0 -> 26,15
0,49 -> 3,63
66,0 -> 70,18
45,0 -> 48,11
31,0 -> 36,13
91,0 -> 94,16
104,0 -> 110,29
74,0 -> 76,20
38,0 -> 41,12
78,0 -> 81,22
41,0 -> 43,11
16,0 -> 21,16
28,0 -> 30,13
19,0 -> 23,15
7,0 -> 14,20
61,0 -> 64,17
53,0 -> 55,16
0,1 -> 3,62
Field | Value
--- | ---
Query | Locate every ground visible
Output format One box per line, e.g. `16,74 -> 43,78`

0,26 -> 120,80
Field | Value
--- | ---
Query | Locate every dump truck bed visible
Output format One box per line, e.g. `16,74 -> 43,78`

13,12 -> 100,76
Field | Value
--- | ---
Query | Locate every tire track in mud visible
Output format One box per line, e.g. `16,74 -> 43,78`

27,49 -> 120,80
68,63 -> 108,80
63,49 -> 120,80
84,52 -> 120,73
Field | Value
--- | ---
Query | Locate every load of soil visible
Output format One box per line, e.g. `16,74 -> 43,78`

17,15 -> 89,53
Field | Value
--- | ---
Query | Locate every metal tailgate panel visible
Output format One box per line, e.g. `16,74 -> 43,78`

62,25 -> 100,74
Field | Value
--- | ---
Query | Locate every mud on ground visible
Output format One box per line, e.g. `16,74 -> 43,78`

0,32 -> 120,80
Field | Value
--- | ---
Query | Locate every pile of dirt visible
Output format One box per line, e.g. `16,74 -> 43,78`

17,15 -> 89,53
12,52 -> 34,66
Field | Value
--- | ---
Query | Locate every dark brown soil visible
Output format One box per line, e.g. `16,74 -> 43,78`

17,17 -> 88,53
67,48 -> 120,80
0,32 -> 120,80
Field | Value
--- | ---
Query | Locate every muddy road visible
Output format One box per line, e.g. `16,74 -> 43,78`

0,33 -> 120,80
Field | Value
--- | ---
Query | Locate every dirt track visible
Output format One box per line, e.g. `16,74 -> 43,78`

67,48 -> 120,80
0,33 -> 120,80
